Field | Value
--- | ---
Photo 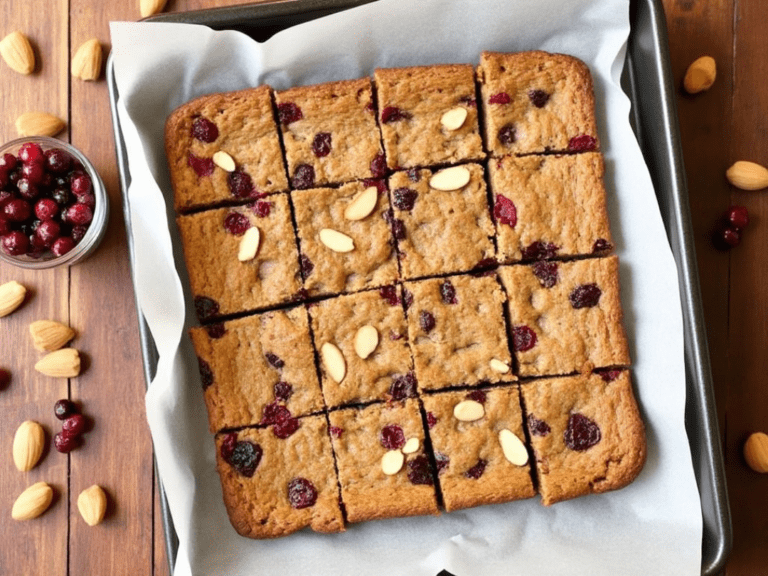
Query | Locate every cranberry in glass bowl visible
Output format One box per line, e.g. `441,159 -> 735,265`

0,136 -> 108,268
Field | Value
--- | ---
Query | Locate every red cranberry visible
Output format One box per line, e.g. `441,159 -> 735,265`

0,191 -> 12,208
71,225 -> 88,244
381,107 -> 411,123
265,352 -> 284,369
70,171 -> 92,197
498,125 -> 516,145
459,95 -> 477,107
223,212 -> 250,236
528,89 -> 550,107
35,198 -> 59,220
370,153 -> 387,178
0,153 -> 17,172
599,369 -> 622,382
273,416 -> 301,439
44,148 -> 72,174
198,358 -> 213,390
300,254 -> 314,278
379,424 -> 406,450
287,477 -> 317,509
393,187 -> 418,211
527,414 -> 551,437
66,204 -> 93,226
194,296 -> 219,320
252,200 -> 271,218
228,441 -> 262,477
513,325 -> 537,352
379,285 -> 400,306
0,368 -> 10,389
494,194 -> 517,227
383,211 -> 406,240
54,399 -> 76,420
36,219 -> 61,246
205,323 -> 226,339
312,132 -> 332,157
4,199 -> 31,222
51,236 -> 75,256
522,241 -> 559,261
21,161 -> 45,185
54,431 -> 79,453
2,231 -> 29,255
18,142 -> 44,164
402,288 -> 413,310
78,193 -> 95,209
389,372 -> 417,400
277,102 -> 303,125
191,117 -> 219,142
440,280 -> 457,304
569,283 -> 602,309
434,452 -> 450,475
471,258 -> 498,276
426,412 -> 438,429
188,153 -> 214,177
564,413 -> 601,451
407,455 -> 434,485
62,414 -> 86,437
261,402 -> 291,425
329,426 -> 343,438
592,238 -> 612,253
228,170 -> 256,198
466,390 -> 487,404
16,178 -> 39,200
532,261 -> 558,288
419,310 -> 436,333
0,171 -> 8,189
291,164 -> 315,189
274,381 -> 292,402
727,205 -> 749,229
0,216 -> 10,235
465,459 -> 487,479
568,135 -> 597,152
52,187 -> 71,205
220,432 -> 237,461
720,226 -> 740,248
489,92 -> 511,104
362,177 -> 387,195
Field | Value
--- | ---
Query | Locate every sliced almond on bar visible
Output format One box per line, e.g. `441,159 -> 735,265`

321,342 -> 346,383
344,186 -> 378,221
381,450 -> 404,475
499,429 -> 528,466
212,151 -> 236,172
354,325 -> 379,359
401,437 -> 419,454
440,107 -> 468,130
489,358 -> 510,374
453,399 -> 485,422
429,166 -> 470,191
319,229 -> 354,253
237,227 -> 260,262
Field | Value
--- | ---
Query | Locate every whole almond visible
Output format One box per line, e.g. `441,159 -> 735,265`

140,0 -> 168,18
726,161 -> 768,191
13,421 -> 45,472
683,55 -> 716,94
29,320 -> 76,352
0,280 -> 27,317
12,482 -> 53,521
71,38 -> 102,81
744,432 -> 768,473
0,31 -> 35,75
35,348 -> 81,378
16,112 -> 66,137
77,485 -> 107,526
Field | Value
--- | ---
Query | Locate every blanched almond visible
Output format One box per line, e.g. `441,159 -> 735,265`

499,428 -> 529,466
453,399 -> 485,422
440,107 -> 468,130
381,450 -> 404,475
429,166 -> 470,191
401,437 -> 419,454
319,229 -> 354,253
489,358 -> 510,374
213,151 -> 236,172
353,325 -> 379,359
321,342 -> 346,383
344,186 -> 378,220
237,227 -> 260,262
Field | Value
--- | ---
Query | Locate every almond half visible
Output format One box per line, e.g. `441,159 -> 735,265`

319,228 -> 355,253
35,348 -> 81,378
321,342 -> 346,383
401,437 -> 419,454
237,227 -> 261,262
353,325 -> 379,359
13,420 -> 45,472
0,280 -> 27,317
71,38 -> 102,81
381,450 -> 405,475
499,428 -> 529,466
29,320 -> 76,352
12,482 -> 53,521
440,107 -> 468,130
16,112 -> 66,137
489,358 -> 510,374
429,166 -> 471,191
453,399 -> 485,422
77,485 -> 107,526
213,151 -> 236,172
0,31 -> 35,75
344,186 -> 378,221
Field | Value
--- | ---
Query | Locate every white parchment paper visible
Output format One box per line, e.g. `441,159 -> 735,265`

109,0 -> 703,574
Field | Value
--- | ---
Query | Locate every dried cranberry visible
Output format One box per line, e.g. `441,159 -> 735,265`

494,194 -> 517,227
392,187 -> 418,211
498,125 -> 516,145
194,296 -> 219,320
512,325 -> 537,352
599,369 -> 622,382
466,390 -> 486,404
44,148 -> 72,174
329,426 -> 343,438
370,152 -> 387,178
19,142 -> 44,164
389,372 -> 417,400
274,381 -> 293,402
4,199 -> 31,222
229,441 -> 262,477
381,107 -> 411,123
62,414 -> 86,437
291,164 -> 315,189
532,261 -> 558,288
277,102 -> 303,125
727,205 -> 749,229
402,288 -> 413,310
252,201 -> 272,218
426,412 -> 438,429
70,171 -> 92,197
228,170 -> 256,198
54,399 -> 77,420
379,424 -> 406,450
528,89 -> 550,108
465,459 -> 487,479
564,413 -> 601,451
51,236 -> 75,256
489,92 -> 511,104
592,238 -> 612,253
34,198 -> 58,220
379,285 -> 400,306
471,258 -> 497,276
300,254 -> 314,279
261,402 -> 290,425
273,416 -> 301,439
419,310 -> 435,333
434,452 -> 450,475
188,153 -> 214,177
36,220 -> 61,247
361,178 -> 387,195
223,212 -> 250,235
66,203 -> 93,226
191,117 -> 219,142
440,280 -> 457,304
568,135 -> 597,152
312,132 -> 332,157
521,241 -> 559,261
2,231 -> 28,255
206,323 -> 226,339
569,283 -> 602,309
406,168 -> 420,182
527,414 -> 551,437
220,432 -> 237,461
287,477 -> 317,509
458,95 -> 477,107
389,217 -> 406,240
198,358 -> 213,390
265,352 -> 284,369
21,161 -> 44,185
407,455 -> 434,485
54,432 -> 79,453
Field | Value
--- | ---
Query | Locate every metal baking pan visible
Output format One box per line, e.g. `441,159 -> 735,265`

106,0 -> 732,573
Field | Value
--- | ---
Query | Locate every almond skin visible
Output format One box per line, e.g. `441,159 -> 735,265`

0,31 -> 35,75
34,348 -> 81,378
13,421 -> 45,472
12,482 -> 53,521
30,320 -> 76,352
15,112 -> 66,137
77,485 -> 107,526
71,38 -> 102,81
0,281 -> 27,317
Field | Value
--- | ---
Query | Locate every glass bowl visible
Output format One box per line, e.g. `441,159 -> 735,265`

0,136 -> 108,269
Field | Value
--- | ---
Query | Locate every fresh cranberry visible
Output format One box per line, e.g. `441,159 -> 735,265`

0,191 -> 12,208
205,323 -> 226,339
70,171 -> 92,197
489,92 -> 511,104
34,198 -> 58,220
0,170 -> 9,190
527,414 -> 551,437
513,325 -> 537,352
329,426 -> 343,438
62,413 -> 86,437
39,172 -> 53,190
528,89 -> 550,107
78,193 -> 95,209
277,102 -> 303,125
273,415 -> 301,439
220,432 -> 237,461
719,227 -> 740,248
0,368 -> 10,389
434,452 -> 450,475
44,148 -> 72,174
494,194 -> 517,227
194,296 -> 219,320
223,212 -> 250,235
570,283 -> 602,309
188,153 -> 214,177
568,135 -> 597,152
16,178 -> 39,200
370,152 -> 387,178
564,413 -> 601,451
379,285 -> 400,306
379,424 -> 406,450
532,261 -> 558,288
459,95 -> 477,107
465,459 -> 487,479
498,125 -> 516,145
312,132 -> 332,157
0,153 -> 17,172
8,169 -> 21,186
54,431 -> 79,453
191,117 -> 219,142
229,441 -> 263,477
419,310 -> 436,333
592,238 -> 612,253
381,107 -> 411,123
51,236 -> 74,256
2,231 -> 29,255
265,352 -> 284,369
52,187 -> 71,205
0,216 -> 10,235
18,142 -> 44,164
466,390 -> 487,404
287,477 -> 317,509
392,187 -> 418,211
252,201 -> 271,218
21,161 -> 44,185
228,170 -> 256,198
522,241 -> 559,261
440,280 -> 458,304
36,219 -> 61,247
66,204 -> 93,226
407,455 -> 434,485
274,381 -> 293,402
598,369 -> 622,382
402,288 -> 414,310
727,205 -> 749,229
389,372 -> 417,400
261,402 -> 291,425
300,254 -> 314,278
291,164 -> 315,189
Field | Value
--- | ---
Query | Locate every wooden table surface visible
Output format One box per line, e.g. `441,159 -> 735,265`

0,0 -> 765,574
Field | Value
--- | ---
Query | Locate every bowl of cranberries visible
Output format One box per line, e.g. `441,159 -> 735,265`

0,136 -> 108,268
